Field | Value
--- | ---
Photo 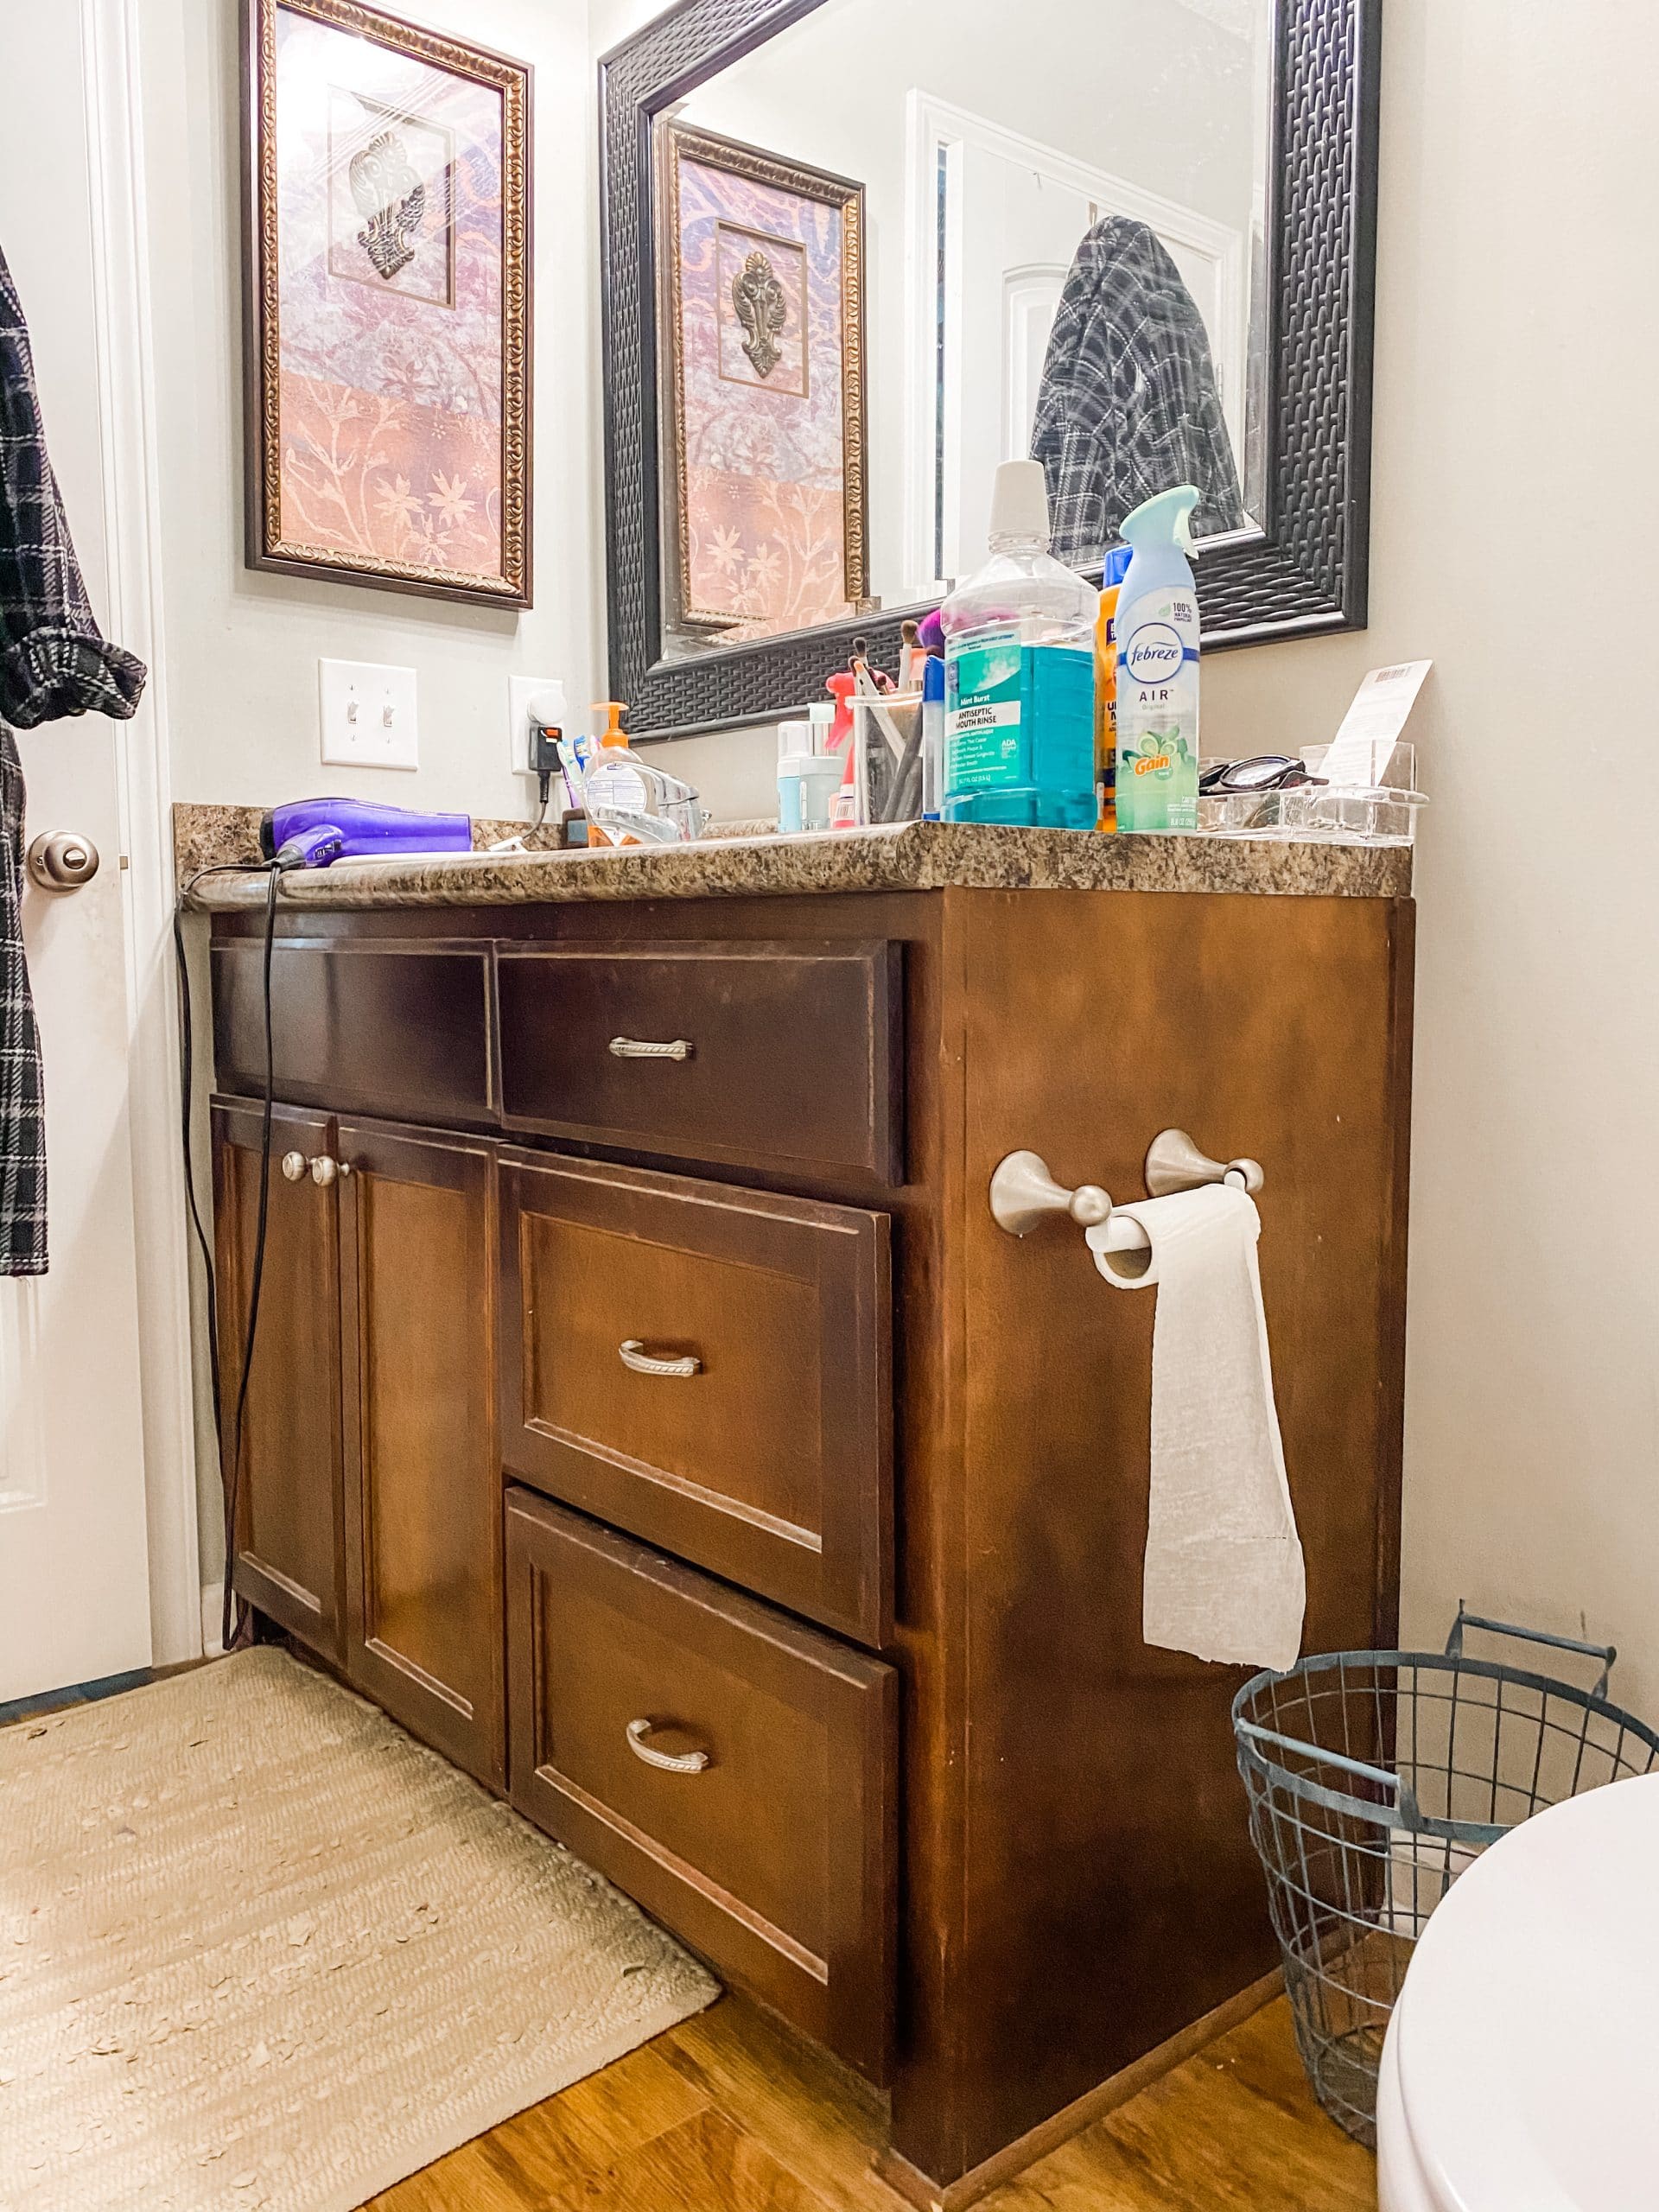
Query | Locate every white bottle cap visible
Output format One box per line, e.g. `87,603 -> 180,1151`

989,459 -> 1051,543
778,718 -> 812,763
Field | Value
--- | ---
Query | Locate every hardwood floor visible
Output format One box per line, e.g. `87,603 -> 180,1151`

367,1992 -> 1377,2212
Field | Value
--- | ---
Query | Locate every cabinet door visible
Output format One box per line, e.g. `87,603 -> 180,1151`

339,1120 -> 504,1787
212,1099 -> 345,1659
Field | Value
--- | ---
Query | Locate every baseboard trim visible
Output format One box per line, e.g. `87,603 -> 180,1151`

200,1584 -> 225,1661
874,1967 -> 1285,2211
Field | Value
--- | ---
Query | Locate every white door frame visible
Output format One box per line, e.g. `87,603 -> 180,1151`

79,0 -> 202,1669
902,91 -> 1248,594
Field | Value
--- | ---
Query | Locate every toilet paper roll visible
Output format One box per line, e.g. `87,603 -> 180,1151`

1085,1185 -> 1305,1672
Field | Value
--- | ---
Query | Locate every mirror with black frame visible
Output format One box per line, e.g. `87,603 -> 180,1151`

601,0 -> 1377,738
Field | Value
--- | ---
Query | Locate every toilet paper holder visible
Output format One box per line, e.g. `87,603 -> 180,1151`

988,1129 -> 1265,1241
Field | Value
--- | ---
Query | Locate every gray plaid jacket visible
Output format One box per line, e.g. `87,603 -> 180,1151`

1031,216 -> 1246,566
1,241 -> 145,1274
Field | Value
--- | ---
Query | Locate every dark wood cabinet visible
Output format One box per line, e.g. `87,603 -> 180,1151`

494,939 -> 903,1179
339,1122 -> 504,1787
505,1488 -> 896,2082
212,1103 -> 504,1785
207,881 -> 1413,2204
212,1098 -> 346,1660
499,1149 -> 892,1645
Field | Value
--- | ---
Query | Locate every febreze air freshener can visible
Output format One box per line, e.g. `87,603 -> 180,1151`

1115,486 -> 1201,834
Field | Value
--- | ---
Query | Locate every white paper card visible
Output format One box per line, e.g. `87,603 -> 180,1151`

1319,660 -> 1433,788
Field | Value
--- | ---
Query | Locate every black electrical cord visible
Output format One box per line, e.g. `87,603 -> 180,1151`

175,860 -> 285,1654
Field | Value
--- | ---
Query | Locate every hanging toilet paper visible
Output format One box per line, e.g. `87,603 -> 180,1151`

1086,1183 -> 1305,1672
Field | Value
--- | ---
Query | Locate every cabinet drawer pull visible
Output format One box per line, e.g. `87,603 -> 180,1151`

619,1338 -> 702,1379
608,1035 -> 692,1062
626,1717 -> 710,1774
281,1151 -> 307,1183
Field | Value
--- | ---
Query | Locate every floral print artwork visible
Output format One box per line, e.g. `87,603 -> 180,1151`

673,149 -> 860,642
272,9 -> 507,588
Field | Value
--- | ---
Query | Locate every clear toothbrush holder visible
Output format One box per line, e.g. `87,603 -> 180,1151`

849,693 -> 926,827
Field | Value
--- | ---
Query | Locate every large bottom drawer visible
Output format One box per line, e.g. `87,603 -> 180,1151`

505,1488 -> 896,2081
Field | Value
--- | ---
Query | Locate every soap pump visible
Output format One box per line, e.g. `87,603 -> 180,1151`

582,700 -> 702,845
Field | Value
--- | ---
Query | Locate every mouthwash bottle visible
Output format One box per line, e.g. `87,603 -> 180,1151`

942,460 -> 1098,829
1115,486 -> 1202,833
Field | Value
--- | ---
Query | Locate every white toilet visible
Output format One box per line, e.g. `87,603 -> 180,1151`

1377,1770 -> 1659,2209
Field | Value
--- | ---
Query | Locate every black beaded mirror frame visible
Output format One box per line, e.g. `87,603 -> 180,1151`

600,0 -> 1380,741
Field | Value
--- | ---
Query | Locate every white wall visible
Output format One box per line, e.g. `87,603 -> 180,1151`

1205,0 -> 1659,1719
142,0 -> 605,825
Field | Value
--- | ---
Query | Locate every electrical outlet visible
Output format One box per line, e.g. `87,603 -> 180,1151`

508,674 -> 568,776
319,658 -> 418,769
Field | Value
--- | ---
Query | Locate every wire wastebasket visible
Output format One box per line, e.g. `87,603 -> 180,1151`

1233,1605 -> 1659,2143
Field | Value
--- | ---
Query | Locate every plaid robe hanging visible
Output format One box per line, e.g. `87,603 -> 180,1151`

0,240 -> 146,1275
1030,216 -> 1247,568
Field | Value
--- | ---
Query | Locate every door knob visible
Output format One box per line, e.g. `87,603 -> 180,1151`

26,830 -> 99,893
281,1151 -> 307,1183
310,1155 -> 344,1186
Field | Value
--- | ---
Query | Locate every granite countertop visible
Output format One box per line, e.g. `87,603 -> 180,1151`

177,807 -> 1412,912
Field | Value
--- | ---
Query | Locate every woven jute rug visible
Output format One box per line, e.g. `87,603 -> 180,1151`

0,1649 -> 717,2211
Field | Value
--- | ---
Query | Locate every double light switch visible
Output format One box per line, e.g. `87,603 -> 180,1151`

319,658 -> 419,770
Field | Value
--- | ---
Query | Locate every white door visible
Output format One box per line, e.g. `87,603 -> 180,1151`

945,151 -> 1099,577
0,6 -> 155,1700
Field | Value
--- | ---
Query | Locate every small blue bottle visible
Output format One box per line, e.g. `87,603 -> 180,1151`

921,654 -> 944,819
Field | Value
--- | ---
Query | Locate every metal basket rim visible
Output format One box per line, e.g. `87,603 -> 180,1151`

1231,1644 -> 1659,1847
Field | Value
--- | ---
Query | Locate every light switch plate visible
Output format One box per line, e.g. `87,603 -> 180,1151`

319,658 -> 418,769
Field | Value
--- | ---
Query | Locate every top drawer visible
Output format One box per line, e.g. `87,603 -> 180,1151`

494,941 -> 902,1182
213,938 -> 493,1128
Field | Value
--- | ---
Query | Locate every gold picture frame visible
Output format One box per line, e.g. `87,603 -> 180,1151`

242,0 -> 532,606
660,123 -> 867,643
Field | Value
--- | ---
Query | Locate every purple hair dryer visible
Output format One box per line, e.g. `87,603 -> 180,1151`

260,797 -> 473,871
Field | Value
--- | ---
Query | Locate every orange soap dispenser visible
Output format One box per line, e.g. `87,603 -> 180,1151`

582,700 -> 702,846
582,701 -> 646,846
594,700 -> 629,750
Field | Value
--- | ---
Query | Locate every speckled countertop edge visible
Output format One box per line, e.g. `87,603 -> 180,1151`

170,802 -> 777,881
175,804 -> 1412,912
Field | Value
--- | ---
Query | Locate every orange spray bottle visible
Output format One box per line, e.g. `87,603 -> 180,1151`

1094,547 -> 1132,831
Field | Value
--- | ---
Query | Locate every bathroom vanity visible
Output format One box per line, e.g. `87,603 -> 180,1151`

192,821 -> 1413,2206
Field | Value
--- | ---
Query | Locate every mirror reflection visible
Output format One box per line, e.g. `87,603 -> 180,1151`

655,0 -> 1273,658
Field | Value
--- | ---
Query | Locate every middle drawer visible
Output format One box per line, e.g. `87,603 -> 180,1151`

499,1149 -> 892,1646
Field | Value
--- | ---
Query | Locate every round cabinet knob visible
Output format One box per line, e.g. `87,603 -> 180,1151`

310,1155 -> 339,1187
281,1152 -> 307,1183
26,831 -> 100,893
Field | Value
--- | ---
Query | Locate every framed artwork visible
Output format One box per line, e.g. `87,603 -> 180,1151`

242,0 -> 532,606
661,124 -> 866,644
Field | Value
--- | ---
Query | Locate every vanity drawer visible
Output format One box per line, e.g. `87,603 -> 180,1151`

505,1489 -> 896,2081
213,938 -> 493,1128
493,940 -> 902,1181
499,1150 -> 891,1646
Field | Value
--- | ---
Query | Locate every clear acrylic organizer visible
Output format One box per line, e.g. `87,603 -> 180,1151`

1197,741 -> 1425,845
